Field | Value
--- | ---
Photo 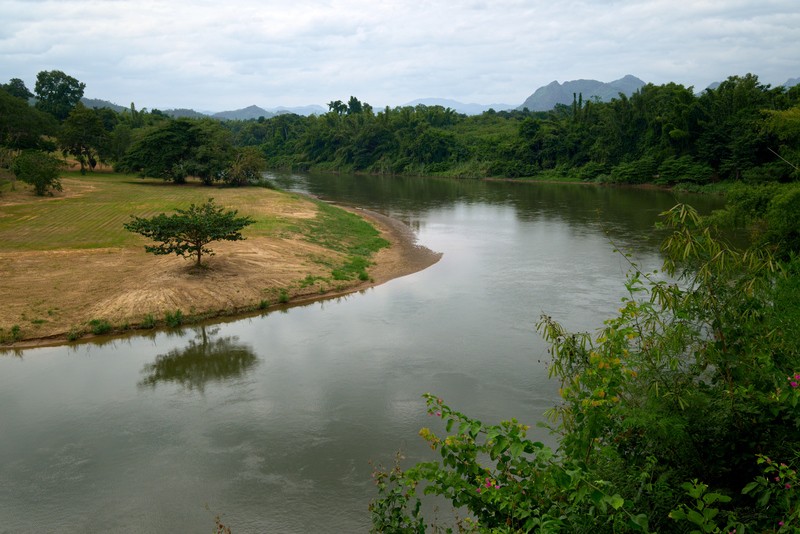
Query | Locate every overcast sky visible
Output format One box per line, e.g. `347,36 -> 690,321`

1,0 -> 798,111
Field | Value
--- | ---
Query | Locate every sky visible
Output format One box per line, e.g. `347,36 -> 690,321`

1,0 -> 799,112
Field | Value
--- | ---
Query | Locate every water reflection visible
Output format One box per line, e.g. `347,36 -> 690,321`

268,171 -> 724,248
139,326 -> 258,391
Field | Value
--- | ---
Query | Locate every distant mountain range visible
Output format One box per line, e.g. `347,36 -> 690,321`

403,98 -> 515,115
79,99 -> 326,119
517,75 -> 646,111
80,75 -> 799,120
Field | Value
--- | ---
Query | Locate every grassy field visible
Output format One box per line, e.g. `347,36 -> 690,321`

0,172 -> 308,250
0,172 -> 392,344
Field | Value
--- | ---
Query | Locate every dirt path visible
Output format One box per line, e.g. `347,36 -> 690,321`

0,205 -> 441,349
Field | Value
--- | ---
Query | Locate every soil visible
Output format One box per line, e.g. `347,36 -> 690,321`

0,201 -> 441,349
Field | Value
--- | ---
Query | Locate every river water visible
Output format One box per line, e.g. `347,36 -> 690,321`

0,173 -> 723,533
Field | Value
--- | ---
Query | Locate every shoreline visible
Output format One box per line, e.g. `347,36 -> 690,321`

1,207 -> 442,351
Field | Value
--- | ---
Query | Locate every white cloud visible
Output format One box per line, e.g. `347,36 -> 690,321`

0,0 -> 797,110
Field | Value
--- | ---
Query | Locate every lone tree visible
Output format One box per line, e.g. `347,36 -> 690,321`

124,199 -> 254,267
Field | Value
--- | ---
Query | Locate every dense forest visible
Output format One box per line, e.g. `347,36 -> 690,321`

2,71 -> 799,188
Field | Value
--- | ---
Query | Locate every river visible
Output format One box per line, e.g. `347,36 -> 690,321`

0,173 -> 724,533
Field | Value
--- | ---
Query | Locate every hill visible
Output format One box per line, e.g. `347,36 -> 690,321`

212,105 -> 275,120
404,98 -> 514,115
81,97 -> 127,113
518,75 -> 646,111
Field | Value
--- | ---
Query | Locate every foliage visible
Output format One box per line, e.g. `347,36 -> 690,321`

34,70 -> 85,121
123,198 -> 254,266
370,204 -> 800,533
12,150 -> 64,195
164,310 -> 184,328
7,69 -> 799,185
88,318 -> 112,335
2,78 -> 34,100
116,118 -> 237,184
225,146 -> 267,186
142,313 -> 156,329
0,89 -> 58,150
707,182 -> 800,259
59,103 -> 113,174
219,74 -> 798,184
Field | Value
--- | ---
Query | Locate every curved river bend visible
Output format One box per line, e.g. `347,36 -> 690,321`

0,174 -> 723,532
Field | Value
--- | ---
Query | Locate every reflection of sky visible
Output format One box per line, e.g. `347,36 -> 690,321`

0,177 -> 701,532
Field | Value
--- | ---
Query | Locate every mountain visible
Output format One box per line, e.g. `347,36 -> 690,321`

163,108 -> 208,119
212,105 -> 274,120
81,97 -> 127,113
404,98 -> 515,115
271,104 -> 327,116
785,77 -> 800,88
518,75 -> 646,111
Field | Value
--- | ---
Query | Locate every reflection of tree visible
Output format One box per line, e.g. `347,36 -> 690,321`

139,326 -> 258,391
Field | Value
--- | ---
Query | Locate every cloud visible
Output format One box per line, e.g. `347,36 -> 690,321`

0,0 -> 797,110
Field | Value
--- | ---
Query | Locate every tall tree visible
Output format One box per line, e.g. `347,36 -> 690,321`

59,103 -> 107,173
2,78 -> 34,100
34,70 -> 85,121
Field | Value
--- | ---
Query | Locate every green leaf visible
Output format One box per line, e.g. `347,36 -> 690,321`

607,494 -> 625,510
741,481 -> 760,495
669,509 -> 687,521
630,514 -> 649,531
687,509 -> 704,526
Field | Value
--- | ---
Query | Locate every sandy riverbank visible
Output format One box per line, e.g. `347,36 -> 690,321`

0,205 -> 441,349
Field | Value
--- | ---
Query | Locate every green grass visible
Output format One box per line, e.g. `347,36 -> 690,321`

88,318 -> 112,335
0,172 -> 297,252
299,200 -> 389,282
301,201 -> 389,256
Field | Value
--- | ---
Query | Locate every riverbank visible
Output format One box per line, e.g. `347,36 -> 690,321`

0,174 -> 441,349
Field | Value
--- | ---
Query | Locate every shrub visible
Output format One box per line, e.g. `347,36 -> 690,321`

88,318 -> 111,335
141,313 -> 156,329
12,150 -> 63,196
164,310 -> 183,328
278,289 -> 289,304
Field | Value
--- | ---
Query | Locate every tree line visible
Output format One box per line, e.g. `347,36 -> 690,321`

226,75 -> 800,185
3,70 -> 798,195
0,70 -> 266,194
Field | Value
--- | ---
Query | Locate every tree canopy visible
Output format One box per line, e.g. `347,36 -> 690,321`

124,198 -> 254,266
34,70 -> 85,121
2,78 -> 33,100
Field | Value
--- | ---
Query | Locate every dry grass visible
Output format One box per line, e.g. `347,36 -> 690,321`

0,172 -> 440,346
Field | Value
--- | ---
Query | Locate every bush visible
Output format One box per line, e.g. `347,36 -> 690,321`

164,310 -> 183,328
88,318 -> 112,335
141,313 -> 156,329
609,155 -> 659,184
656,155 -> 713,184
12,150 -> 63,196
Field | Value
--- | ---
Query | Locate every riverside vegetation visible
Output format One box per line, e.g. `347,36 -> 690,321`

2,71 -> 798,190
370,203 -> 800,533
